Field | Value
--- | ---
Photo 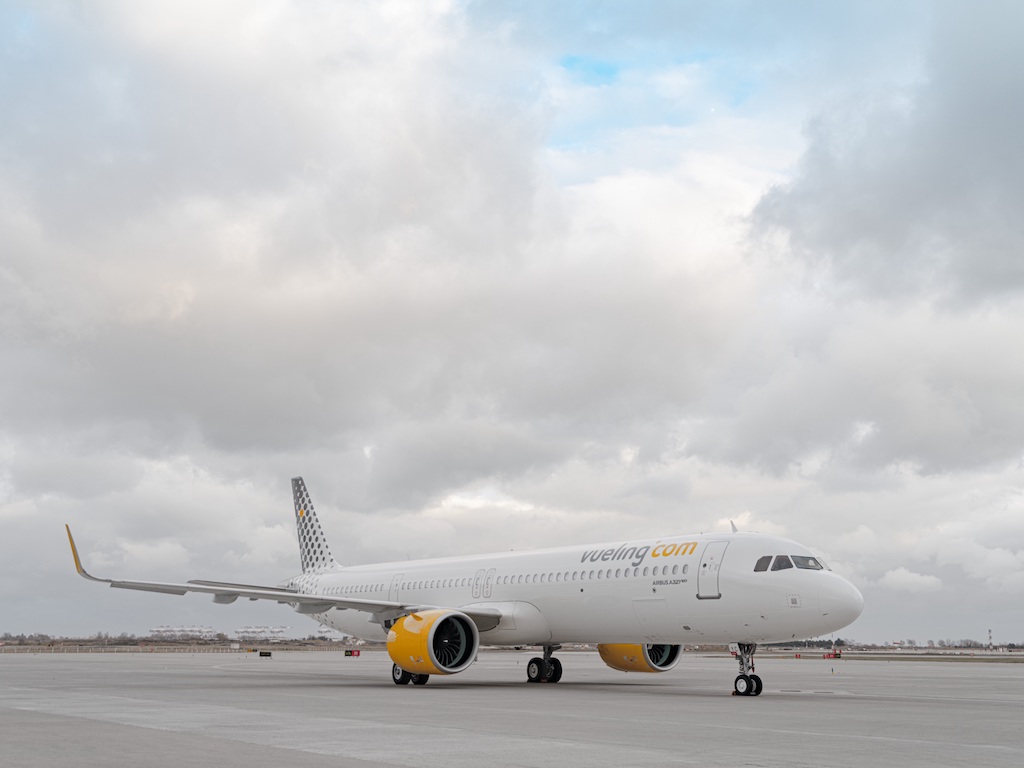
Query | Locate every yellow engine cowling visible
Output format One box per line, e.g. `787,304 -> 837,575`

387,609 -> 479,676
598,643 -> 682,673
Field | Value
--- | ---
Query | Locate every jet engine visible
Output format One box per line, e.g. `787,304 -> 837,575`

387,609 -> 479,676
598,643 -> 681,673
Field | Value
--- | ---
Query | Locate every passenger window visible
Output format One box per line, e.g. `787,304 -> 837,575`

792,555 -> 824,570
754,556 -> 772,572
771,556 -> 794,571
572,571 -> 578,580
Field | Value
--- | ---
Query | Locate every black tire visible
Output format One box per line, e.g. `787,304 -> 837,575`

392,663 -> 412,685
750,674 -> 763,696
734,674 -> 752,696
527,657 -> 545,682
411,673 -> 430,686
547,658 -> 563,683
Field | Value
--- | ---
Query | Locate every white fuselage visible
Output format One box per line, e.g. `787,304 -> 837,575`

282,532 -> 863,646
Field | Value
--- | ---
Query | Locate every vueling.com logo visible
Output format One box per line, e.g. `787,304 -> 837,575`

580,540 -> 698,568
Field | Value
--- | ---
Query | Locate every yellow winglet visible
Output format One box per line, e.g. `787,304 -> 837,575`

65,525 -> 105,582
66,524 -> 84,573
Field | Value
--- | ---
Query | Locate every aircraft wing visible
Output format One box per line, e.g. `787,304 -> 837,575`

65,526 -> 502,631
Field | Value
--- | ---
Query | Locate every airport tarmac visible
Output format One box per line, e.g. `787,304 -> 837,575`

2,650 -> 1021,768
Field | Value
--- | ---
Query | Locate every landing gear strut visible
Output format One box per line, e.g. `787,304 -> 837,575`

392,663 -> 430,686
527,644 -> 563,683
733,643 -> 762,696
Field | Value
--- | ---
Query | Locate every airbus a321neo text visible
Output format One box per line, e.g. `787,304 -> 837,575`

67,477 -> 863,696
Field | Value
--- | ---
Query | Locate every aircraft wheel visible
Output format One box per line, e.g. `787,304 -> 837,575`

547,658 -> 563,683
527,657 -> 545,682
734,674 -> 753,696
392,663 -> 412,685
411,673 -> 430,686
750,674 -> 763,696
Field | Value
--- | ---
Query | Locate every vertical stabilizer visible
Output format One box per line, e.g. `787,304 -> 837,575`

292,477 -> 338,573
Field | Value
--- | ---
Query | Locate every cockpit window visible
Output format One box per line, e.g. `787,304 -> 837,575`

771,555 -> 794,571
753,555 -> 772,572
792,555 -> 824,570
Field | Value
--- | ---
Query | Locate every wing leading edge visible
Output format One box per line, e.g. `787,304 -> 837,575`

65,525 -> 501,630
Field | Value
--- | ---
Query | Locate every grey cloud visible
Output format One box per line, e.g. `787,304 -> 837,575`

752,2 -> 1024,302
685,303 -> 1024,476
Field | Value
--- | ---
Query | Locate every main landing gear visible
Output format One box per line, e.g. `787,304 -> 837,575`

526,644 -> 562,683
392,663 -> 430,686
733,642 -> 763,696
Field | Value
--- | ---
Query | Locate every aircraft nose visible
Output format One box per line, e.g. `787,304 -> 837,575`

819,576 -> 864,629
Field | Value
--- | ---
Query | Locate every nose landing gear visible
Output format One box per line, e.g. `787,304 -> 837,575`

733,643 -> 762,696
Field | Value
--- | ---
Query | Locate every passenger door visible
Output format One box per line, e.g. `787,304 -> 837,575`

697,541 -> 729,599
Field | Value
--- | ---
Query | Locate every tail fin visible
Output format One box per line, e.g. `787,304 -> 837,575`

291,477 -> 338,573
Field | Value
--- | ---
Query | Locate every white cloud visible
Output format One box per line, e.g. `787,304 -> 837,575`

878,567 -> 942,593
2,1 -> 1023,646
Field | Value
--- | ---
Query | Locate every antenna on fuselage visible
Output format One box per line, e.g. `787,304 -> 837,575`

730,520 -> 738,533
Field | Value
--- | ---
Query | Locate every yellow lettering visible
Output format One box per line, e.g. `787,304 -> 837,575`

652,543 -> 664,557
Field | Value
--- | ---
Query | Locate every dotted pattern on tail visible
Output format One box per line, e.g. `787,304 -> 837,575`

292,477 -> 336,573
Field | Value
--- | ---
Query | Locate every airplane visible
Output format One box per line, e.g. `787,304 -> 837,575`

66,477 -> 863,696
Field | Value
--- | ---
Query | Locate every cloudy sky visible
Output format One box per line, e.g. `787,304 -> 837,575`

2,1 -> 1022,645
